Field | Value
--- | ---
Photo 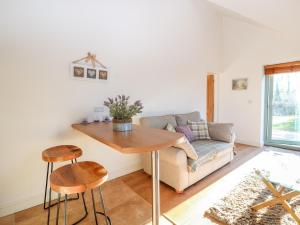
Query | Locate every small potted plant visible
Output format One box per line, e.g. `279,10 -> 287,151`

104,95 -> 143,131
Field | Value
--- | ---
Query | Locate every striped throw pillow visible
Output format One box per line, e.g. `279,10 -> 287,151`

187,120 -> 210,140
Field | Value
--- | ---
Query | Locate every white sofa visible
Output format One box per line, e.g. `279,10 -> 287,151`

140,111 -> 235,192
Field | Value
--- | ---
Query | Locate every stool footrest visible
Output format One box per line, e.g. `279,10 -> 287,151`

95,211 -> 112,225
44,194 -> 80,209
72,211 -> 88,225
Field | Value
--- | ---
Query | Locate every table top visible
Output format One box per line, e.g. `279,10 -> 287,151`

72,122 -> 184,154
258,151 -> 300,191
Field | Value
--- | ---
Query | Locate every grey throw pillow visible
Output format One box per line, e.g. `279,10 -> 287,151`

140,115 -> 177,129
208,123 -> 234,143
175,111 -> 202,126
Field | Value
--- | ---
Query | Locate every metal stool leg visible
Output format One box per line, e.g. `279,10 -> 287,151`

44,162 -> 50,209
45,162 -> 58,209
72,193 -> 88,225
64,195 -> 68,225
91,189 -> 99,225
91,188 -> 111,225
47,163 -> 53,225
99,186 -> 111,225
56,193 -> 61,225
54,192 -> 88,225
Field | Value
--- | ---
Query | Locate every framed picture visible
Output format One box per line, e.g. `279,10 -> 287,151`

73,66 -> 84,77
99,70 -> 108,80
69,59 -> 108,83
232,78 -> 248,90
87,68 -> 96,79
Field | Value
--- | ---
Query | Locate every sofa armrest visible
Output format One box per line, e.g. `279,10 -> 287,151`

173,136 -> 198,160
141,147 -> 189,192
208,123 -> 235,143
231,132 -> 236,144
142,147 -> 188,172
160,147 -> 188,166
141,147 -> 187,169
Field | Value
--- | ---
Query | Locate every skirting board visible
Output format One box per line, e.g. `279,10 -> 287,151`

0,163 -> 142,217
235,139 -> 263,147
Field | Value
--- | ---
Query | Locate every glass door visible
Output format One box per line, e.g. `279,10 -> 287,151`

265,72 -> 300,149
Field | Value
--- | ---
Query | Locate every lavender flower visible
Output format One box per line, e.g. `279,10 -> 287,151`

103,95 -> 143,121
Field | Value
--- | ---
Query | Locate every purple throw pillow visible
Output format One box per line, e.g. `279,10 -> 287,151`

175,125 -> 195,142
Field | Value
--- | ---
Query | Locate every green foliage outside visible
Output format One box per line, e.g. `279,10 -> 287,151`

273,117 -> 300,132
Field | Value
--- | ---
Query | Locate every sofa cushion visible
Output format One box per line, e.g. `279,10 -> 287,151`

140,115 -> 176,129
175,111 -> 202,126
208,123 -> 234,143
187,140 -> 234,172
187,120 -> 210,140
165,123 -> 176,132
175,125 -> 195,142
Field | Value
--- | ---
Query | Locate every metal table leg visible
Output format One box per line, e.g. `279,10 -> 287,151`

151,151 -> 160,225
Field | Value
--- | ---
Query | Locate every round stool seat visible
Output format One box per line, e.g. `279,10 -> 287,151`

42,145 -> 82,163
50,161 -> 108,194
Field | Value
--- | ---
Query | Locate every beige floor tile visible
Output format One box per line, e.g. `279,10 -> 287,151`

101,179 -> 142,210
15,204 -> 46,224
108,195 -> 151,225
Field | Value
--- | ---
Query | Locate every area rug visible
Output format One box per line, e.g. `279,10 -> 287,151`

205,172 -> 300,225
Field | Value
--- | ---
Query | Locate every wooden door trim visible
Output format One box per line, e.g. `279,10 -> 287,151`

206,74 -> 214,122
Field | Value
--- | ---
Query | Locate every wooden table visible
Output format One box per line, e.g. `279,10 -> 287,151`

252,170 -> 300,224
72,122 -> 183,225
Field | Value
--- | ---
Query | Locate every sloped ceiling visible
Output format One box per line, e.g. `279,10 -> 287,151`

207,0 -> 300,35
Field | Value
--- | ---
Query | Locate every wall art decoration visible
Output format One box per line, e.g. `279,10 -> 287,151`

99,70 -> 108,80
232,78 -> 248,90
87,68 -> 96,79
71,52 -> 108,81
73,66 -> 84,77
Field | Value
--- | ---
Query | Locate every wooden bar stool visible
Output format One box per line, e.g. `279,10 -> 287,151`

42,145 -> 83,210
49,161 -> 111,225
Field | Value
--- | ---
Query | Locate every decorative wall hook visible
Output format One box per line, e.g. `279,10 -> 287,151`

73,52 -> 107,69
71,52 -> 108,81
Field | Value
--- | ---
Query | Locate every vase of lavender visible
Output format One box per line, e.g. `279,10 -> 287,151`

104,95 -> 143,132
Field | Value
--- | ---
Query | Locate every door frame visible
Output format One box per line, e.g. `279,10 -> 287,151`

206,74 -> 214,122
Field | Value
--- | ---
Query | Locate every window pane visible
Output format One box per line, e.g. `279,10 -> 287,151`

271,72 -> 300,143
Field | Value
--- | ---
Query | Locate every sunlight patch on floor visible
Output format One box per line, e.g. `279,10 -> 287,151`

144,215 -> 174,225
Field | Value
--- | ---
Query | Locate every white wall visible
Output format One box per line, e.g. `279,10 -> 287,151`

207,0 -> 300,37
0,0 -> 222,216
217,16 -> 300,146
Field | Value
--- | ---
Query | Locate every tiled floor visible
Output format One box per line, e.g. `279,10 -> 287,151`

0,144 -> 261,225
1,179 -> 152,225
